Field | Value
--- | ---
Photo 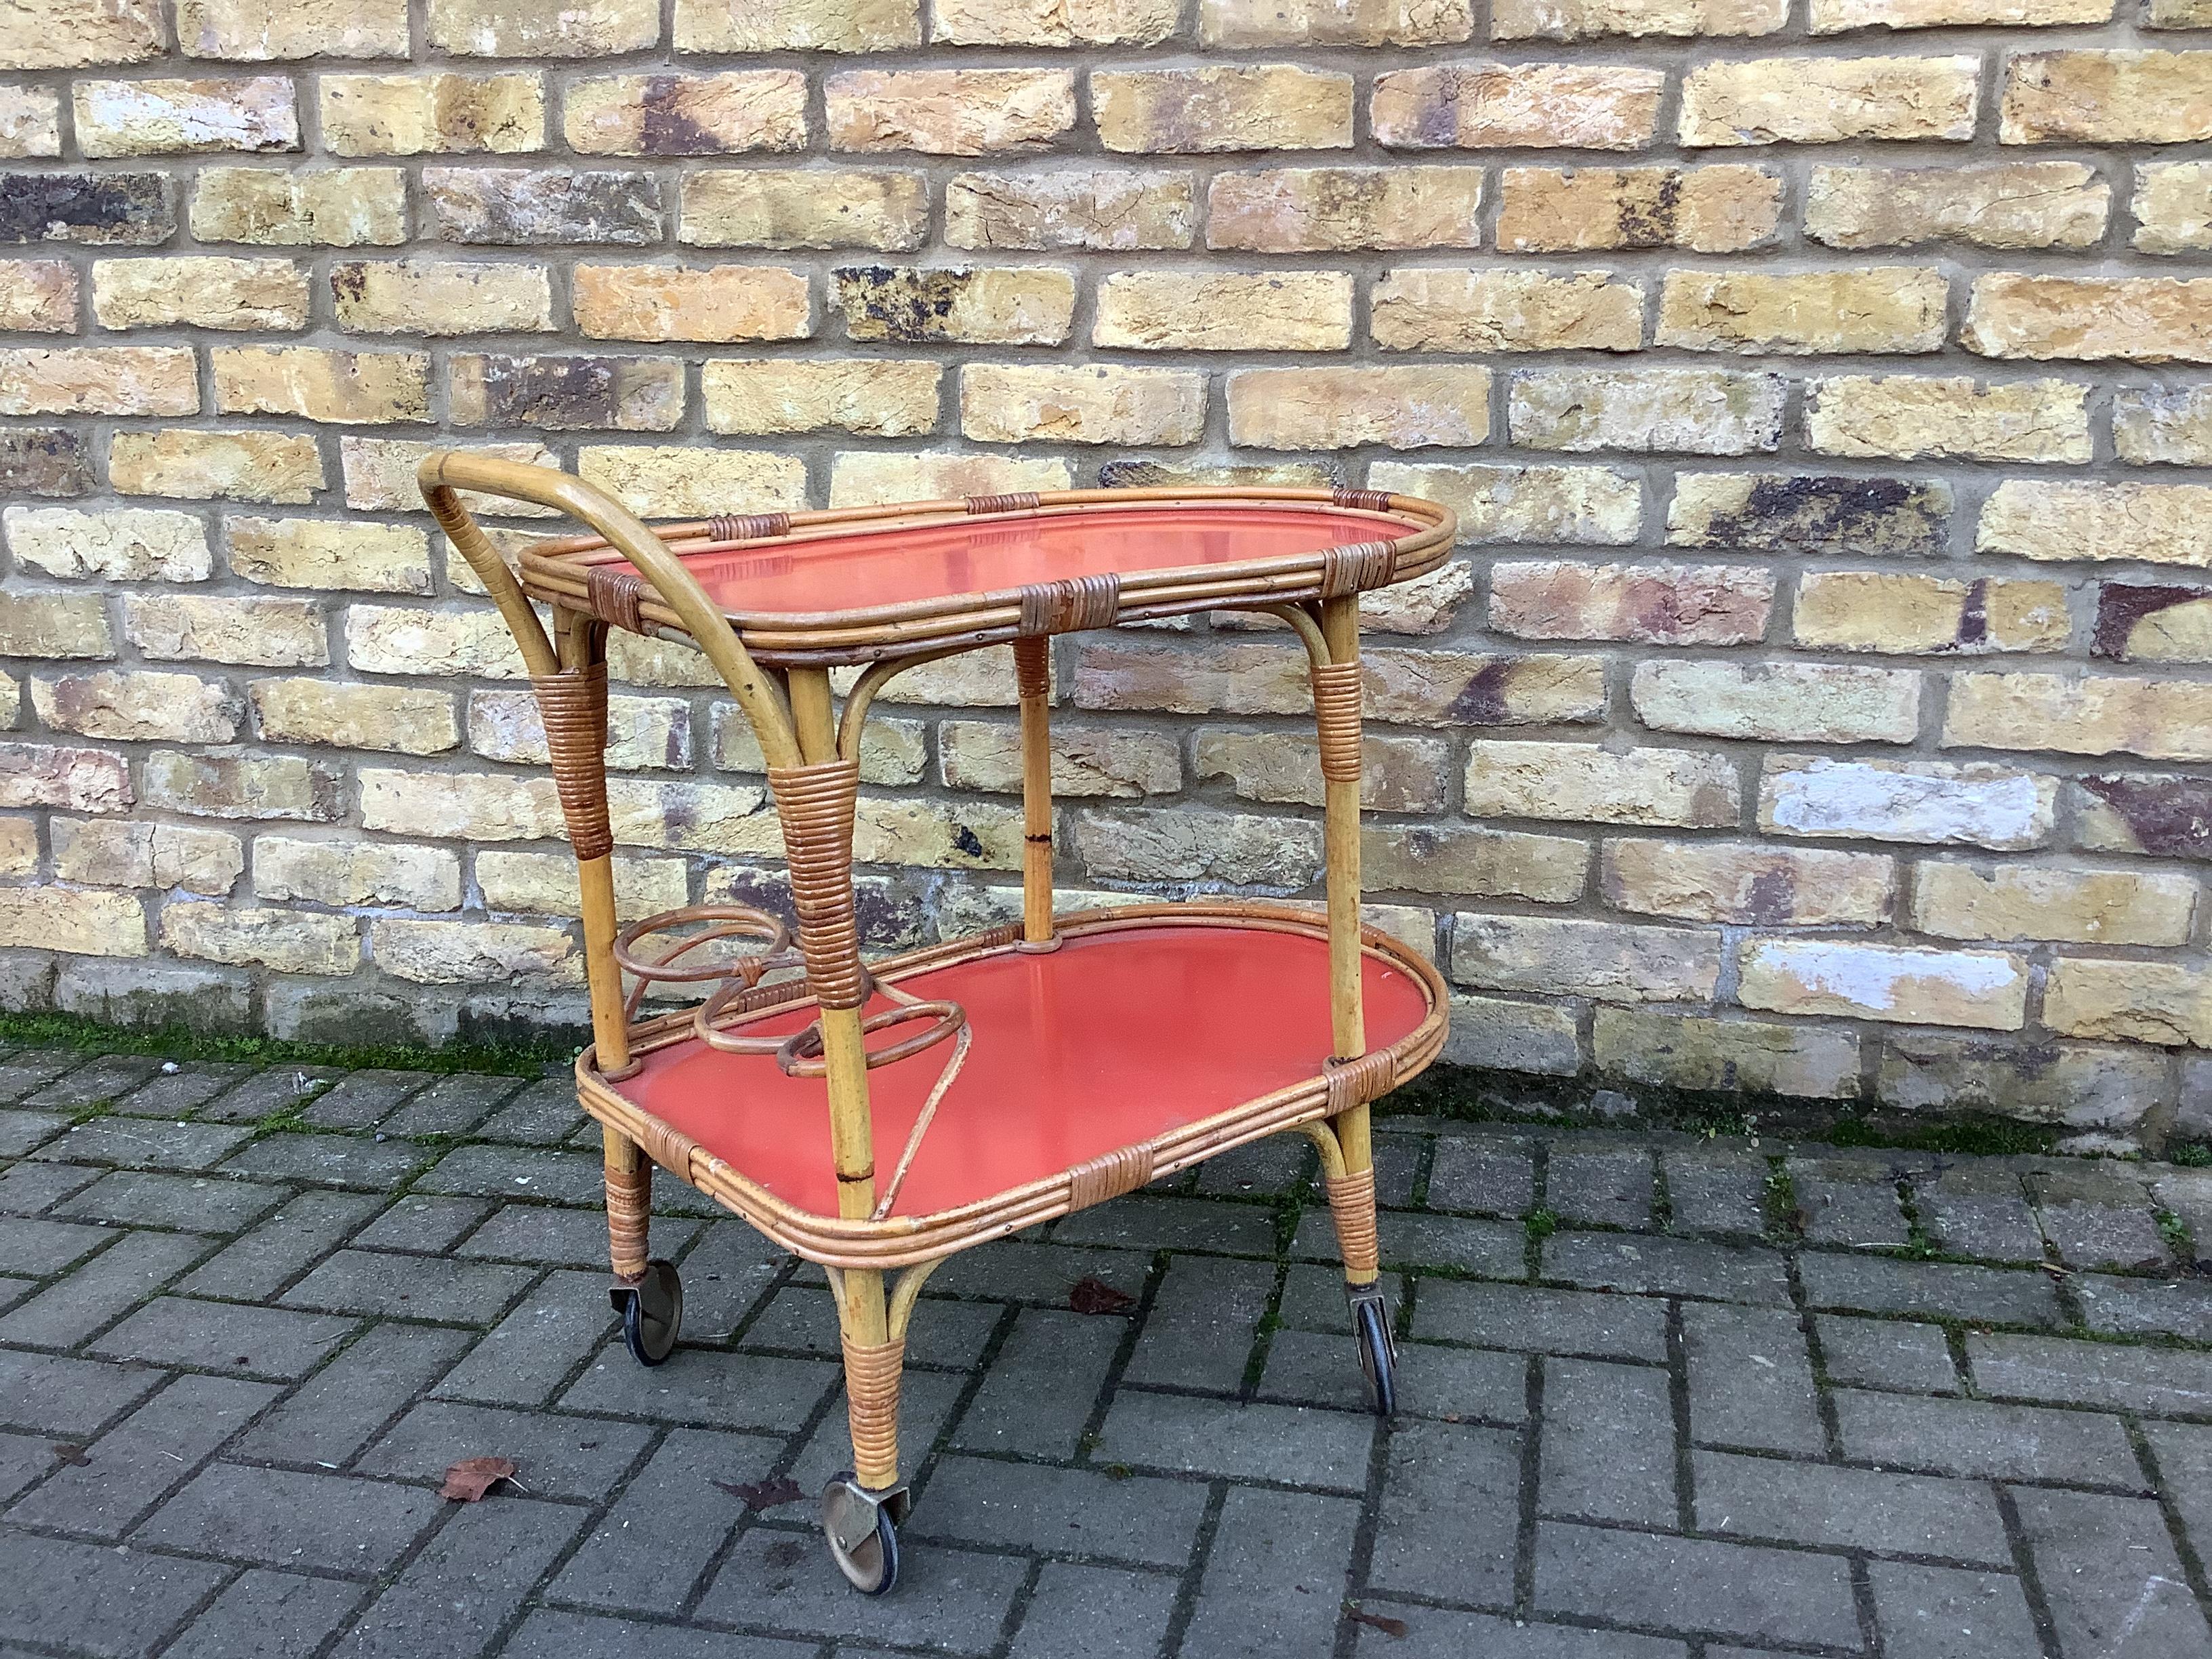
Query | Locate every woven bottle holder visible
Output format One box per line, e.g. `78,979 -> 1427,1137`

530,663 -> 614,861
768,758 -> 866,1011
840,1334 -> 906,1490
1323,1166 -> 1381,1276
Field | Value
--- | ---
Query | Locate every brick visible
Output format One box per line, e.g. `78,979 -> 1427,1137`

0,428 -> 94,497
1490,560 -> 1770,644
0,171 -> 173,245
0,817 -> 36,878
1763,754 -> 2055,850
476,850 -> 687,921
0,345 -> 196,415
1740,939 -> 2027,1029
0,591 -> 109,661
251,678 -> 457,755
7,504 -> 211,581
1536,1524 -> 1858,1648
49,819 -> 238,895
1452,913 -> 1721,1001
1503,0 -> 1780,32
830,450 -> 1071,507
1981,480 -> 2212,567
1363,822 -> 1587,900
962,363 -> 1203,447
947,166 -> 1192,251
0,0 -> 163,68
566,71 -> 804,159
142,1463 -> 443,1573
371,918 -> 578,985
1793,572 -> 2070,655
1208,165 -> 1483,252
1069,804 -> 1317,887
678,168 -> 927,250
1374,61 -> 1662,150
1509,367 -> 1786,453
2095,580 -> 2212,663
108,429 -> 322,504
1806,374 -> 2089,463
1698,1451 -> 2011,1568
2002,49 -> 2212,144
1094,65 -> 1353,153
674,0 -> 919,49
126,592 -> 327,665
31,669 -> 240,742
1097,270 -> 1351,350
425,166 -> 659,245
0,887 -> 144,956
835,264 -> 1069,345
329,258 -> 550,335
1659,267 -> 1946,354
575,445 -> 804,518
0,258 -> 73,331
253,835 -> 459,909
1372,462 -> 1639,546
1226,365 -> 1488,450
826,68 -> 1072,155
0,1534 -> 223,1656
944,0 -> 1177,40
1604,838 -> 1894,925
1885,1036 -> 2163,1130
1635,660 -> 1919,742
2074,772 -> 2212,858
1496,163 -> 1780,252
0,743 -> 130,811
1947,669 -> 2212,760
73,75 -> 295,156
476,685 -> 690,772
211,344 -> 427,424
1191,727 -> 1439,811
0,86 -> 60,155
1542,1359 -> 1675,1526
1597,1007 -> 1860,1097
319,72 -> 542,156
449,352 -> 681,431
190,165 -> 406,245
572,262 -> 806,345
175,0 -> 407,57
1808,161 -> 2107,250
701,359 -> 938,438
94,253 -> 305,330
346,605 -> 525,679
2044,957 -> 2212,1045
1965,274 -> 2212,364
144,750 -> 341,819
1464,740 -> 1736,827
427,0 -> 655,54
1914,863 -> 2194,947
1680,56 -> 1979,145
161,903 -> 356,975
2135,161 -> 2212,255
1204,0 -> 1470,41
226,517 -> 430,595
342,440 -> 550,517
1374,268 -> 1642,352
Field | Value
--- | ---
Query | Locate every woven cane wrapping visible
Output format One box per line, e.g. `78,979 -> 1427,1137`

1325,1047 -> 1397,1115
634,1113 -> 698,1182
1334,488 -> 1393,512
1012,634 -> 1050,699
1318,539 -> 1396,600
1018,573 -> 1120,636
585,563 -> 646,634
1324,1166 -> 1380,1275
606,1155 -> 650,1282
768,758 -> 867,1011
1065,1143 -> 1154,1211
841,1334 -> 905,1489
966,491 -> 1039,515
707,512 -> 790,541
530,663 -> 614,861
1310,660 -> 1362,786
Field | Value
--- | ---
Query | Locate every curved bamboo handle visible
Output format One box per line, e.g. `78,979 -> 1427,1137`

415,451 -> 799,766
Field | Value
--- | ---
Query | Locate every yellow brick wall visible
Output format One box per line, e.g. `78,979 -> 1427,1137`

2,0 -> 2211,1147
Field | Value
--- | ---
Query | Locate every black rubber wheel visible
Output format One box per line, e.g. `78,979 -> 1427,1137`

823,1481 -> 901,1595
619,1258 -> 682,1367
1354,1295 -> 1397,1417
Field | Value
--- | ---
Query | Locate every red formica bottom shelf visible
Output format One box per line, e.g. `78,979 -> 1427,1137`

610,921 -> 1434,1220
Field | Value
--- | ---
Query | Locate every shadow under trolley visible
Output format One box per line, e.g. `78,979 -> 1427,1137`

416,455 -> 1458,1595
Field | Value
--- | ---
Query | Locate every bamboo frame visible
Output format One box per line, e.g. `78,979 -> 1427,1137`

415,453 -> 1455,1502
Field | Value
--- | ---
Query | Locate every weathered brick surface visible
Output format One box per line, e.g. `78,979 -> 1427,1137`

0,3 -> 2204,1132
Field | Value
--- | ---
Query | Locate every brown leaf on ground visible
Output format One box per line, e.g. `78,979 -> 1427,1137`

714,1475 -> 804,1510
1069,1276 -> 1136,1315
1349,1609 -> 1408,1638
440,1456 -> 518,1501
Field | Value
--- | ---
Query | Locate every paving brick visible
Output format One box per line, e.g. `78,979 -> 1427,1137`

0,1109 -> 65,1158
478,1078 -> 586,1144
161,1569 -> 363,1659
1543,1232 -> 1792,1305
1917,1187 -> 2047,1264
1797,1253 -> 2064,1328
352,1194 -> 493,1254
2074,1274 -> 2212,1343
0,1227 -> 207,1347
111,1063 -> 255,1118
921,1456 -> 1209,1566
232,1322 -> 474,1467
2142,1421 -> 2212,1569
1122,1254 -> 1275,1392
1297,1209 -> 1521,1275
560,1343 -> 838,1431
434,1269 -> 616,1405
742,1283 -> 998,1369
1008,1561 -> 1181,1659
281,1248 -> 535,1323
0,1160 -> 98,1214
1549,1147 -> 1656,1228
414,1143 -> 606,1205
1427,1135 -> 1537,1216
502,1610 -> 816,1659
659,1218 -> 781,1338
1694,1449 -> 2011,1565
197,1067 -> 337,1124
1868,1563 -> 2042,1659
222,1132 -> 433,1188
376,1072 -> 525,1137
1683,1303 -> 1824,1454
55,1168 -> 289,1232
550,1426 -> 779,1614
22,1055 -> 168,1110
173,1189 -> 383,1300
1181,1486 -> 1363,1659
35,1117 -> 252,1170
1662,1148 -> 1771,1236
1195,1133 -> 1313,1197
1534,1523 -> 1861,1648
357,1398 -> 653,1499
928,1237 -> 1149,1307
1831,1389 -> 2142,1486
0,1531 -> 227,1657
1357,1609 -> 1687,1658
1419,1279 -> 1670,1360
705,1528 -> 1029,1652
91,1294 -> 356,1379
2012,1488 -> 2212,1659
1816,1315 -> 1961,1394
0,1432 -> 56,1504
1051,1193 -> 1280,1255
1967,1332 -> 2212,1416
138,1462 -> 445,1572
0,1053 -> 87,1104
1262,1327 -> 1526,1420
1789,1158 -> 1910,1248
2039,1200 -> 2171,1272
333,1496 -> 586,1659
952,1308 -> 1122,1458
1277,1263 -> 1406,1332
7,1373 -> 278,1536
1092,1390 -> 1376,1490
1540,1357 -> 1677,1526
302,1069 -> 428,1128
0,1214 -> 108,1275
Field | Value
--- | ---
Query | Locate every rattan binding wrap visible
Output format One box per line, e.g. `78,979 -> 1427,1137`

1334,488 -> 1392,512
1012,634 -> 1050,699
1310,660 -> 1362,786
1324,1166 -> 1380,1276
966,491 -> 1038,515
1019,573 -> 1119,636
586,564 -> 647,635
634,1113 -> 700,1183
531,663 -> 614,861
1325,1047 -> 1397,1115
1066,1144 -> 1154,1211
769,759 -> 867,1011
1319,540 -> 1395,600
606,1156 -> 650,1282
841,1334 -> 905,1488
708,512 -> 790,541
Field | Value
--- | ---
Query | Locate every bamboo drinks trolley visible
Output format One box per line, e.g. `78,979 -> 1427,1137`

417,455 -> 1457,1594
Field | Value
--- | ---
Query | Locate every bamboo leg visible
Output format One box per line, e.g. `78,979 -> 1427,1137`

605,1132 -> 650,1284
1014,636 -> 1055,949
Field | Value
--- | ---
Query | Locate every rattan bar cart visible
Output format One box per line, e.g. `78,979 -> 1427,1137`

416,455 -> 1457,1594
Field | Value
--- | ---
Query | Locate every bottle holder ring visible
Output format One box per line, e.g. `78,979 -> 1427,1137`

612,905 -> 796,1021
775,999 -> 968,1078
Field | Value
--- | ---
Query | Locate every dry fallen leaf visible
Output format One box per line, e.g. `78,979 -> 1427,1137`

714,1475 -> 804,1510
1069,1276 -> 1135,1315
50,1443 -> 89,1467
441,1456 -> 517,1501
1349,1609 -> 1409,1638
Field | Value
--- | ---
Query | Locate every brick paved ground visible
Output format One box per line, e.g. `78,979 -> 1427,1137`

2,1050 -> 2211,1659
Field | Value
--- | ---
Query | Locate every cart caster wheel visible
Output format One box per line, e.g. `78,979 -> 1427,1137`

822,1474 -> 902,1596
1349,1287 -> 1397,1417
613,1260 -> 681,1367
